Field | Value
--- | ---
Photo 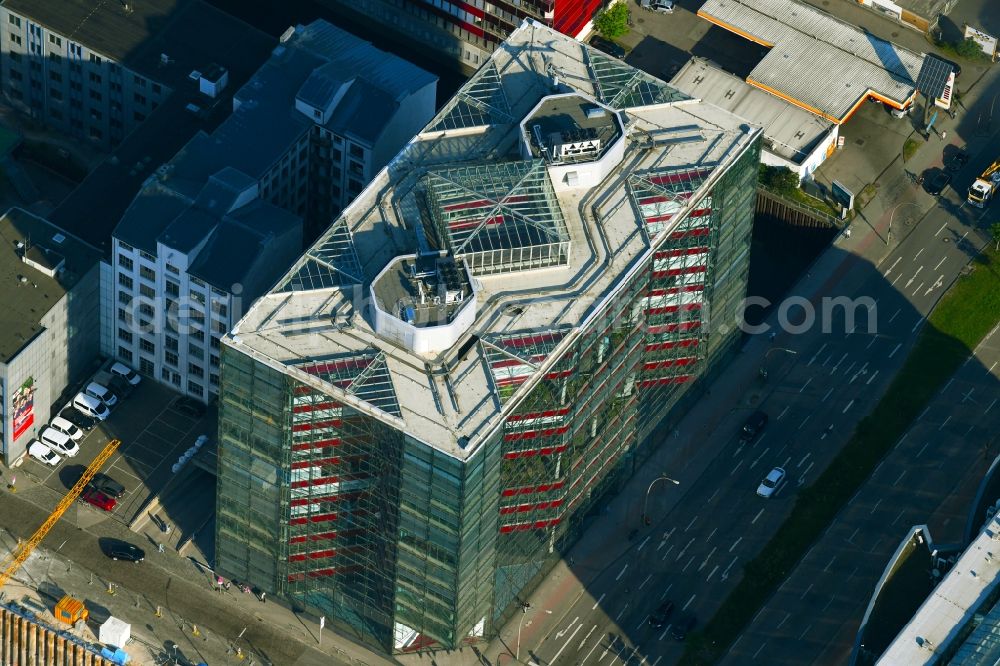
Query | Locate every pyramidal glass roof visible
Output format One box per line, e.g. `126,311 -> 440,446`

628,167 -> 715,239
584,47 -> 691,109
424,159 -> 570,269
277,218 -> 363,292
481,329 -> 569,403
295,350 -> 400,417
427,60 -> 512,132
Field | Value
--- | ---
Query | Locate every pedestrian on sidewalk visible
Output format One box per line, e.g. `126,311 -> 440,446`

259,591 -> 266,604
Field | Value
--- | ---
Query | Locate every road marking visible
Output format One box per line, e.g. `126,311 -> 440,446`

662,545 -> 675,560
892,508 -> 907,526
870,498 -> 882,515
637,535 -> 651,551
550,623 -> 583,665
916,441 -> 930,457
662,583 -> 674,599
580,628 -> 603,664
799,415 -> 811,430
912,281 -> 925,297
905,265 -> 923,289
843,361 -> 857,377
914,247 -> 925,260
866,335 -> 880,350
823,555 -> 836,573
698,547 -> 717,571
776,613 -> 791,629
778,406 -> 790,420
615,604 -> 628,621
800,583 -> 814,600
935,222 -> 947,236
822,387 -> 834,401
842,399 -> 855,413
659,628 -> 669,642
684,515 -> 699,532
579,624 -> 597,651
705,565 -> 720,582
887,342 -> 904,359
866,369 -> 880,385
731,460 -> 745,476
729,537 -> 743,553
893,470 -> 907,486
963,388 -> 976,403
847,527 -> 859,544
934,256 -> 947,270
681,555 -> 696,573
845,325 -> 857,338
707,527 -> 718,541
831,352 -> 848,373
591,594 -> 605,610
939,415 -> 951,431
682,594 -> 696,611
751,508 -> 765,524
891,273 -> 902,286
797,452 -> 811,468
888,308 -> 901,324
807,343 -> 828,366
556,617 -> 579,639
750,446 -> 770,470
800,377 -> 812,393
615,564 -> 628,581
782,455 -> 792,468
638,574 -> 652,591
707,488 -> 720,503
961,230 -> 970,242
676,538 -> 695,561
912,316 -> 925,333
987,399 -> 997,415
799,624 -> 814,640
753,642 -> 767,660
885,257 -> 901,275
801,461 -> 815,479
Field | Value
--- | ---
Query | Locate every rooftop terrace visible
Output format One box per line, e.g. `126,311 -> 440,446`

228,20 -> 760,459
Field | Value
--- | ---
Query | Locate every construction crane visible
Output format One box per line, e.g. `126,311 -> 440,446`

0,439 -> 121,589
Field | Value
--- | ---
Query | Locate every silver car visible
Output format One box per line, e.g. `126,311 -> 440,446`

653,0 -> 675,13
756,467 -> 786,498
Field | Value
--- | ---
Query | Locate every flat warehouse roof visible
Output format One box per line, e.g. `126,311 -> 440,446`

698,0 -> 925,123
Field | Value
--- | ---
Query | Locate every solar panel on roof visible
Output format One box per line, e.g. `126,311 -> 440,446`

915,55 -> 954,99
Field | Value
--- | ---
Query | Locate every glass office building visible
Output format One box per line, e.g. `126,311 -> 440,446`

216,20 -> 761,653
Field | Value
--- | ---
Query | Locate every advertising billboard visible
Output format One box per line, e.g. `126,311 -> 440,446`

12,377 -> 35,441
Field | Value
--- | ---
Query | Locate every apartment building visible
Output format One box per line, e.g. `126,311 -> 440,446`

216,20 -> 762,652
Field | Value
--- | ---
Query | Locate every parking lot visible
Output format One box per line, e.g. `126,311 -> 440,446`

19,375 -> 216,529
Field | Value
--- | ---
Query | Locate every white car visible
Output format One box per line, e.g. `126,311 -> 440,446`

756,467 -> 786,498
40,427 -> 80,457
49,415 -> 84,442
653,0 -> 675,13
110,362 -> 141,386
28,440 -> 61,466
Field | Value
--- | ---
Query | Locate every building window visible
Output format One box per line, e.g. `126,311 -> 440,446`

118,328 -> 133,343
89,72 -> 101,84
49,70 -> 62,83
49,88 -> 63,101
139,303 -> 155,319
210,373 -> 219,386
152,82 -> 161,94
139,338 -> 155,355
89,89 -> 101,101
210,354 -> 220,368
187,380 -> 203,396
188,363 -> 204,378
133,111 -> 146,122
7,69 -> 22,82
210,336 -> 221,350
50,108 -> 62,120
164,351 -> 178,367
118,239 -> 133,252
89,126 -> 102,140
118,291 -> 131,304
161,367 -> 171,382
349,144 -> 364,159
8,15 -> 20,27
212,302 -> 227,318
139,284 -> 155,298
139,250 -> 155,261
188,342 -> 202,358
117,308 -> 128,322
349,160 -> 364,176
139,358 -> 154,375
49,52 -> 61,64
190,329 -> 205,342
139,266 -> 155,282
133,92 -> 146,105
88,53 -> 102,65
118,346 -> 133,362
166,280 -> 179,297
118,273 -> 133,289
213,320 -> 226,334
165,263 -> 179,275
166,335 -> 178,352
9,33 -> 21,46
48,34 -> 61,46
189,290 -> 205,306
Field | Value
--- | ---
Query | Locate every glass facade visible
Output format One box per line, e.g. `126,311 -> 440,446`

216,135 -> 760,653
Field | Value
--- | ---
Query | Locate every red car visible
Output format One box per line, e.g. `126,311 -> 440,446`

80,487 -> 116,512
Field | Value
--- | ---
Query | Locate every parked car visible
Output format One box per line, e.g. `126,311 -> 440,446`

60,407 -> 97,431
670,614 -> 697,640
88,473 -> 126,499
589,36 -> 627,59
39,427 -> 80,457
80,486 -> 116,512
652,0 -> 675,12
73,393 -> 110,421
173,396 -> 207,418
739,410 -> 768,444
924,168 -> 952,196
639,0 -> 652,10
110,362 -> 141,386
648,600 -> 675,628
103,540 -> 144,563
756,467 -> 787,498
85,382 -> 118,409
28,440 -> 61,466
49,415 -> 84,442
107,374 -> 134,399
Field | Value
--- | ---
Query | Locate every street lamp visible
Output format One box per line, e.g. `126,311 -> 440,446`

888,201 -> 920,246
515,601 -> 531,663
642,475 -> 680,526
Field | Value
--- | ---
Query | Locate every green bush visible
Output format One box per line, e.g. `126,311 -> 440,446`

594,3 -> 630,39
954,37 -> 985,60
757,165 -> 798,196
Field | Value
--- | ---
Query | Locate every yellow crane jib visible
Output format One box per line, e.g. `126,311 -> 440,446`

0,438 -> 121,589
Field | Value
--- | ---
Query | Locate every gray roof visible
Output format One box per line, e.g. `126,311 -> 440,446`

670,58 -> 832,164
698,0 -> 925,122
0,208 -> 101,363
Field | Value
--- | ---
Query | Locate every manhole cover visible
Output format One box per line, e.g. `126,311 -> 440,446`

855,138 -> 865,146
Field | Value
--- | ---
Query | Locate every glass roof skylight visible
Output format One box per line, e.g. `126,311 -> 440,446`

426,61 -> 512,132
277,219 -> 363,292
296,350 -> 400,417
585,48 -> 691,109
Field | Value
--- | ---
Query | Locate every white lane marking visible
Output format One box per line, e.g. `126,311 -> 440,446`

870,498 -> 882,515
782,456 -> 792,468
638,574 -> 652,591
751,508 -> 765,524
777,612 -> 791,629
800,377 -> 812,393
580,626 -> 603,665
730,459 -> 745,476
866,370 -> 880,385
778,405 -> 790,420
684,515 -> 699,532
893,470 -> 907,486
822,387 -> 834,401
592,593 -> 606,610
729,537 -> 743,553
722,556 -> 738,578
912,316 -> 925,333
916,442 -> 930,457
843,399 -> 854,413
843,361 -> 857,376
934,256 -> 947,270
550,623 -> 583,665
698,547 -> 717,572
556,616 -> 579,639
799,415 -> 811,430
800,583 -> 814,600
807,343 -> 828,366
891,273 -> 902,286
750,446 -> 770,470
615,604 -> 629,621
987,399 -> 997,415
676,538 -> 695,561
707,527 -> 718,541
823,555 -> 837,573
707,488 -> 720,503
912,281 -> 925,297
637,535 -> 651,551
914,247 -> 925,260
801,461 -> 815,479
888,308 -> 900,323
681,555 -> 696,573
889,343 -> 902,358
961,230 -> 970,242
831,352 -> 849,373
935,222 -> 947,236
939,415 -> 952,431
706,564 -> 720,582
885,256 -> 901,275
579,624 -> 597,651
661,583 -> 674,600
661,545 -> 675,560
753,642 -> 767,660
615,564 -> 629,581
797,452 -> 811,468
905,265 -> 924,288
682,594 -> 696,611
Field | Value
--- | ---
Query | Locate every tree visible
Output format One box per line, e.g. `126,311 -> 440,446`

991,221 -> 1000,251
758,165 -> 799,196
594,3 -> 630,39
954,37 -> 984,60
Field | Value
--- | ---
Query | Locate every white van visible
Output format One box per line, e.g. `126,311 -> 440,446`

73,392 -> 110,421
85,382 -> 118,409
110,361 -> 141,385
49,415 -> 84,441
40,427 -> 80,457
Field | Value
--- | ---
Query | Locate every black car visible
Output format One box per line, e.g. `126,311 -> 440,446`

103,540 -> 145,563
589,37 -> 626,59
739,410 -> 768,444
107,374 -> 134,398
648,600 -> 675,628
670,614 -> 697,640
88,473 -> 126,499
60,407 -> 96,431
172,396 -> 207,418
924,169 -> 952,196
